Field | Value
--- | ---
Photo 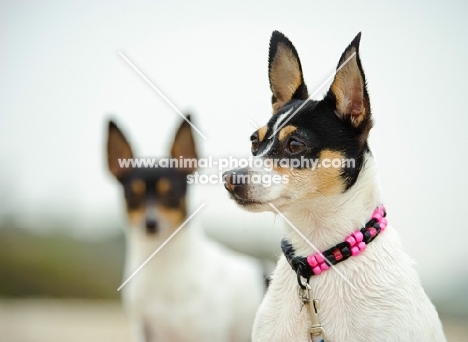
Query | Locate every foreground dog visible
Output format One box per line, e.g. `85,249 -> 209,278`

107,116 -> 264,342
223,32 -> 446,341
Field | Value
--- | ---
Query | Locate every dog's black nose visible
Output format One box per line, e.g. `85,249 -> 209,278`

223,168 -> 249,193
223,170 -> 235,192
146,218 -> 158,233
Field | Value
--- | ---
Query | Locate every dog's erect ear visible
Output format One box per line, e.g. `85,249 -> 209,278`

107,120 -> 133,181
268,31 -> 309,114
171,115 -> 197,173
327,33 -> 372,143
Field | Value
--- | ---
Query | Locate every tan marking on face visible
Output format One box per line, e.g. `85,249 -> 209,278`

257,125 -> 268,143
157,178 -> 171,195
131,179 -> 146,196
312,150 -> 346,195
270,43 -> 303,113
273,150 -> 346,198
127,207 -> 145,226
278,125 -> 297,142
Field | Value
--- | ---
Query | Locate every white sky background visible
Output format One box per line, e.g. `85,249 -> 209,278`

1,0 -> 468,295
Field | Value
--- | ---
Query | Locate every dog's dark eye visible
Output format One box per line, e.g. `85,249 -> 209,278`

288,139 -> 305,154
250,134 -> 259,155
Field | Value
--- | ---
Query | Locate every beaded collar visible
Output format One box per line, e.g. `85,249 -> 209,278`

281,206 -> 387,288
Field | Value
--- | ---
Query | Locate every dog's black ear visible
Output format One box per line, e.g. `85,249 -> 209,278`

268,31 -> 309,114
171,115 -> 198,173
327,33 -> 372,144
107,120 -> 134,181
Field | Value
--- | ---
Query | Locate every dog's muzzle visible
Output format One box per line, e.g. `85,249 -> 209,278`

222,168 -> 249,193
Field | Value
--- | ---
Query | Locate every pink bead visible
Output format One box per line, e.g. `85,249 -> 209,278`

372,212 -> 383,221
368,227 -> 377,237
345,236 -> 356,246
307,255 -> 318,267
353,231 -> 363,243
320,262 -> 330,271
358,241 -> 366,251
380,218 -> 387,230
315,253 -> 324,263
313,266 -> 322,275
351,246 -> 360,256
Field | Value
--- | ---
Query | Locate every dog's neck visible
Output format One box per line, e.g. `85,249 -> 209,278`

125,222 -> 194,268
282,154 -> 382,256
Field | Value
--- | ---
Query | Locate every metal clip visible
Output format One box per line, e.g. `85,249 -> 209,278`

309,326 -> 327,342
298,284 -> 327,342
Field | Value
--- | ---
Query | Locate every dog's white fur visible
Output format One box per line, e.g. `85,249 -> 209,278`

108,118 -> 265,342
122,219 -> 264,342
250,155 -> 446,341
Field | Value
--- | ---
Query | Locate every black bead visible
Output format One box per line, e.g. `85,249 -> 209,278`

326,254 -> 337,265
360,227 -> 367,235
322,246 -> 335,258
341,246 -> 351,259
337,242 -> 352,261
363,230 -> 372,243
366,218 -> 377,228
321,249 -> 334,260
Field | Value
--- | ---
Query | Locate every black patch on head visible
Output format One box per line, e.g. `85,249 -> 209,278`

107,116 -> 196,235
254,31 -> 374,190
254,99 -> 368,190
121,165 -> 188,210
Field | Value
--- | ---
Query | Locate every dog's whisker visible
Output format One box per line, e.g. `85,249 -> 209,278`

247,116 -> 260,129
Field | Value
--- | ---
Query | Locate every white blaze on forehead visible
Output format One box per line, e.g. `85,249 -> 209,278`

258,108 -> 293,157
257,140 -> 274,157
273,108 -> 293,134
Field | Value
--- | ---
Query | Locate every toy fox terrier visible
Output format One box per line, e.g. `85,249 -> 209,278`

107,116 -> 264,342
223,32 -> 446,342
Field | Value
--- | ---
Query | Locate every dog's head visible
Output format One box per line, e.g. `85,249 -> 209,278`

107,116 -> 197,234
224,31 -> 372,213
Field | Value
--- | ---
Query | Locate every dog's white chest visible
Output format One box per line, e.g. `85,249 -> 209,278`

253,227 -> 446,342
123,228 -> 263,342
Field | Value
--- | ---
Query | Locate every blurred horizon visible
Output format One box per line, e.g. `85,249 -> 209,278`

1,222 -> 468,318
